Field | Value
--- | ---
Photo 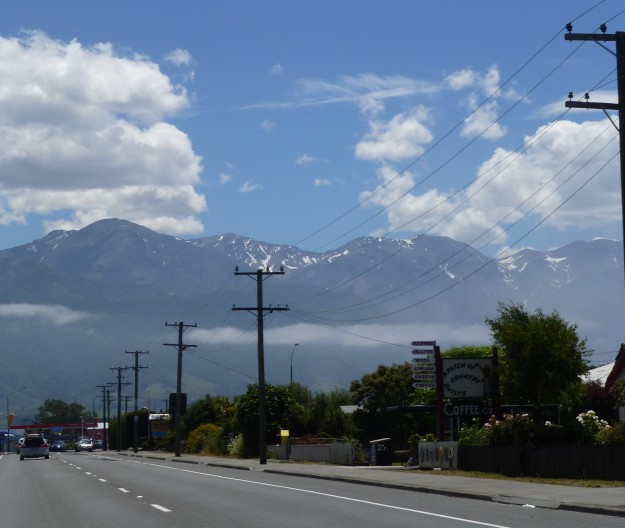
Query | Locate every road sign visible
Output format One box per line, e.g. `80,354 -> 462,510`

412,373 -> 435,381
413,382 -> 436,389
411,341 -> 436,346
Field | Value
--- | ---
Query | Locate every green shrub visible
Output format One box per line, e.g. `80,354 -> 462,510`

600,420 -> 625,444
227,434 -> 245,457
185,423 -> 225,455
459,418 -> 493,446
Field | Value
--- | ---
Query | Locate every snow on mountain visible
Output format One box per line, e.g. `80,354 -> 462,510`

0,219 -> 623,411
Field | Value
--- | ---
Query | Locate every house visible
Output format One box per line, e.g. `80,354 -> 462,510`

587,343 -> 625,420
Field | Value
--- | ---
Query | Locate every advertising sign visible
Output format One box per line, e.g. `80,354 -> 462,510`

441,358 -> 493,398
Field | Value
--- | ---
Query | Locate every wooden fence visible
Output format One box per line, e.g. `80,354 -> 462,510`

458,444 -> 625,480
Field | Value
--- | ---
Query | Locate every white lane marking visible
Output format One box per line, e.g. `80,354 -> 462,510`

151,504 -> 171,513
140,461 -> 510,528
98,478 -> 107,483
85,472 -> 92,475
118,488 -> 130,493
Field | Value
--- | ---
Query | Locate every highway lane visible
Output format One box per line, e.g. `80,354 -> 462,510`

1,451 -> 622,528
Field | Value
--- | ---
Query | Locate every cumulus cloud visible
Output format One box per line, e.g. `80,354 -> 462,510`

0,31 -> 206,236
363,118 -> 620,250
355,106 -> 433,162
0,303 -> 93,325
444,65 -> 509,140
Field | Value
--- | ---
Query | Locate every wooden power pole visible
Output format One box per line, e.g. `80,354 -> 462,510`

233,267 -> 288,465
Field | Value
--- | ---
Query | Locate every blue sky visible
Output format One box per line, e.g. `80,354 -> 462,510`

0,1 -> 624,256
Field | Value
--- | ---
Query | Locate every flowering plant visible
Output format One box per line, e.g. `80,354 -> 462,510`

459,413 -> 536,446
574,410 -> 610,444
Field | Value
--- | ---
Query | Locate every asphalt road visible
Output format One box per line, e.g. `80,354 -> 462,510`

1,451 -> 622,528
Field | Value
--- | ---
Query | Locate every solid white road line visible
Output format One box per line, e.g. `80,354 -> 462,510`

141,461 -> 512,528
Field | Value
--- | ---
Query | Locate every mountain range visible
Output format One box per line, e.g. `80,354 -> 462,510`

1,218 -> 623,417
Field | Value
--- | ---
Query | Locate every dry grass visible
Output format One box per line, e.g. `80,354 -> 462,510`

424,468 -> 625,488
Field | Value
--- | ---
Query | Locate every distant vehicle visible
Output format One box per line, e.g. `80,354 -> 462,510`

75,438 -> 94,452
93,439 -> 103,449
16,437 -> 25,454
19,434 -> 49,460
49,440 -> 66,452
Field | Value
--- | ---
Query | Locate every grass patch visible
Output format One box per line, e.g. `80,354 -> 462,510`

424,468 -> 625,488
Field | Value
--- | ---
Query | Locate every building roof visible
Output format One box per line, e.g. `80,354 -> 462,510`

586,343 -> 625,389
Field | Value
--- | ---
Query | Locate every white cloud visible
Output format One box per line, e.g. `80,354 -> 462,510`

246,73 -> 438,111
0,303 -> 92,325
296,154 -> 316,165
164,48 -> 193,66
271,63 -> 283,75
363,118 -> 620,250
461,100 -> 507,140
296,154 -> 328,165
355,106 -> 433,162
194,321 -> 489,349
314,179 -> 331,187
219,172 -> 233,184
260,119 -> 277,130
537,90 -> 618,119
239,181 -> 262,193
0,31 -> 206,237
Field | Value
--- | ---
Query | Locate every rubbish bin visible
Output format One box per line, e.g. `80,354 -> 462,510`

369,438 -> 392,466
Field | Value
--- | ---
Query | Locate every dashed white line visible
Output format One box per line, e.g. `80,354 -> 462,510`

118,488 -> 130,493
98,478 -> 107,483
151,504 -> 171,513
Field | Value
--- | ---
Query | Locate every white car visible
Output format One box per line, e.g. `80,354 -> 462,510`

75,438 -> 94,452
19,434 -> 49,460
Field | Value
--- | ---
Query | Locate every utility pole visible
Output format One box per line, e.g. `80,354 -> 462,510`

164,321 -> 197,457
106,388 -> 114,450
125,349 -> 149,453
564,25 -> 625,282
96,383 -> 113,450
233,266 -> 288,465
110,366 -> 131,452
122,395 -> 132,414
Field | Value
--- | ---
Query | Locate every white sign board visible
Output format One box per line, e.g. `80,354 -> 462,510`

441,358 -> 493,398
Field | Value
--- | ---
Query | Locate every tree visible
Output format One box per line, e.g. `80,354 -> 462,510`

485,302 -> 590,409
181,394 -> 234,439
442,346 -> 492,358
349,363 -> 434,446
37,399 -> 89,424
235,384 -> 294,457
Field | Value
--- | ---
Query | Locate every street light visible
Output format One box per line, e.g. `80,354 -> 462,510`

6,386 -> 27,453
290,343 -> 300,385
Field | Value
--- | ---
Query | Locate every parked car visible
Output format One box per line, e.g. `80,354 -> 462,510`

15,437 -> 25,454
49,440 -> 66,452
93,439 -> 103,449
19,434 -> 49,460
75,438 -> 94,452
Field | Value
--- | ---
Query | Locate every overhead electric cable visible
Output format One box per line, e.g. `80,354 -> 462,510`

294,145 -> 620,323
